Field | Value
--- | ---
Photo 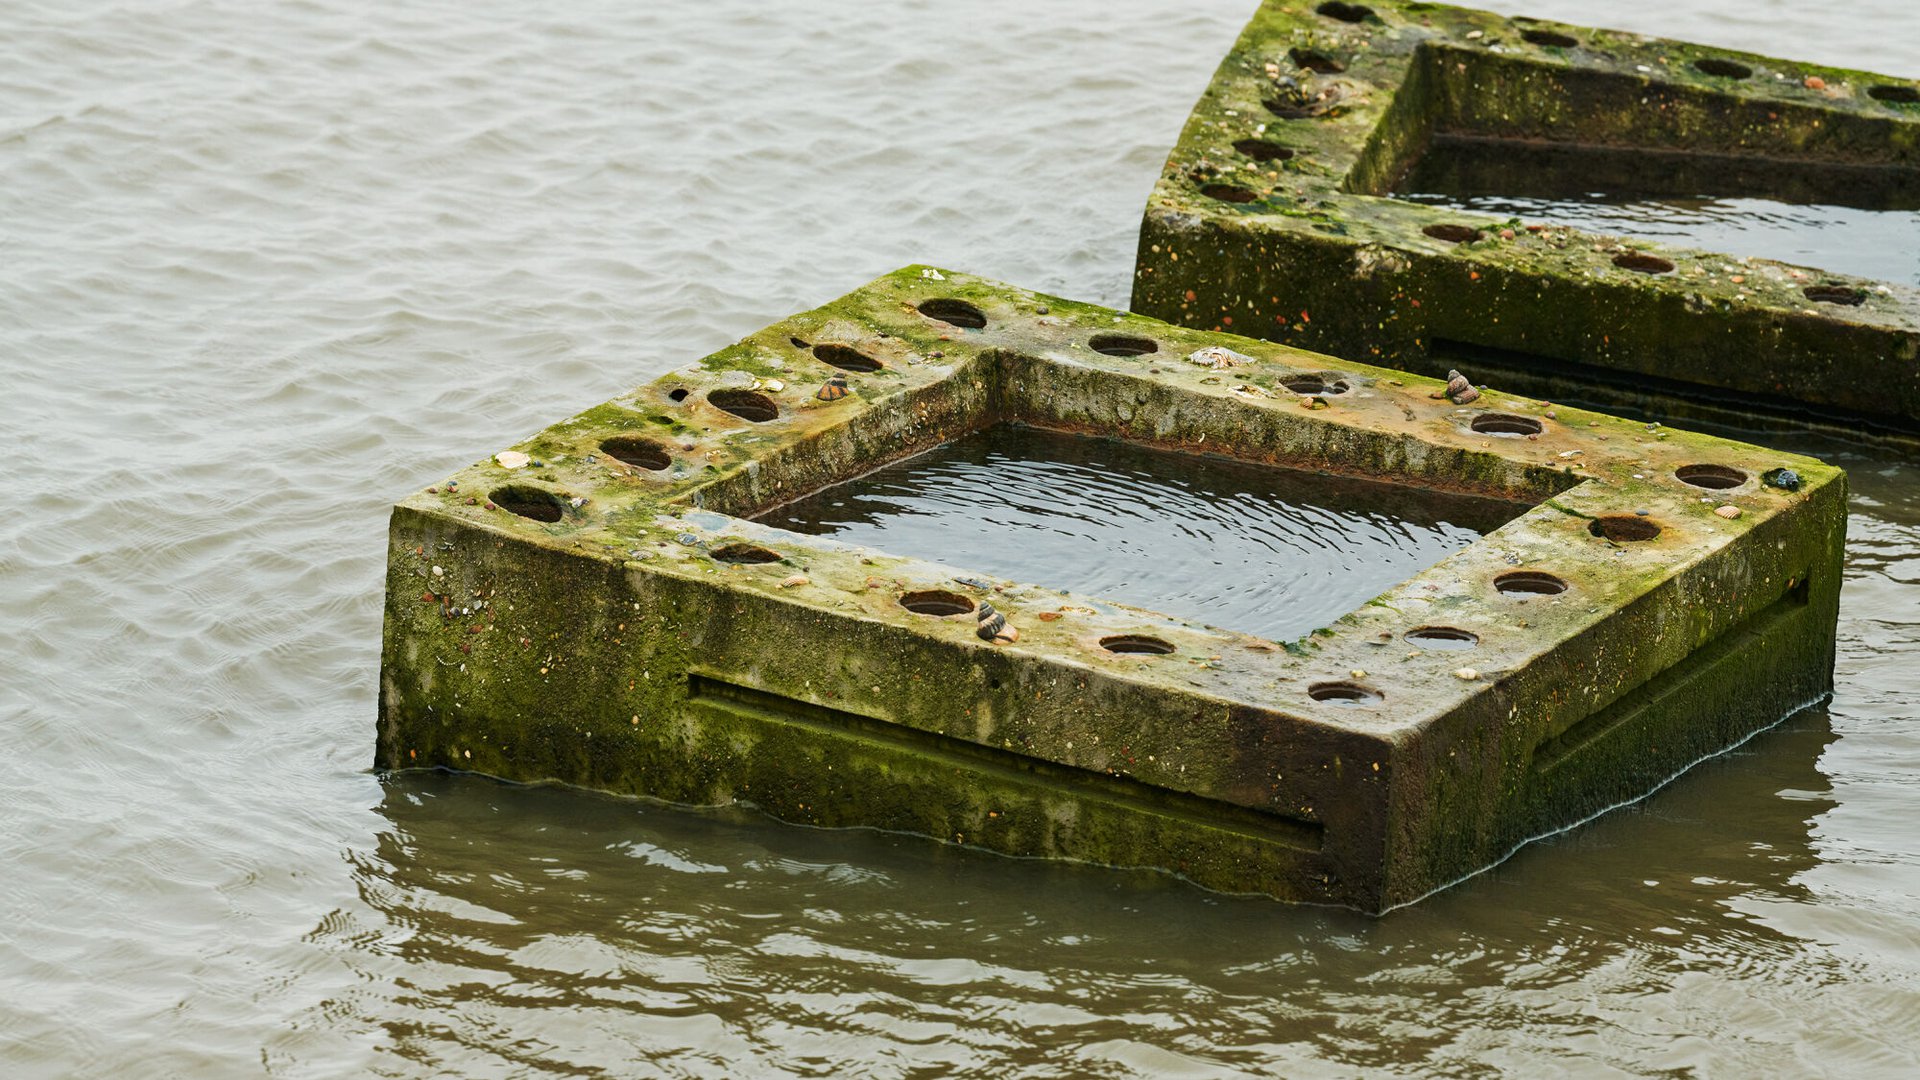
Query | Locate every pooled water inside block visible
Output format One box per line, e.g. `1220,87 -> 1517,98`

756,425 -> 1527,641
1395,136 -> 1920,285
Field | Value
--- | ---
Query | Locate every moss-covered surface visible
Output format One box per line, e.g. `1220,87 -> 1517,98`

379,265 -> 1844,912
1132,0 -> 1920,437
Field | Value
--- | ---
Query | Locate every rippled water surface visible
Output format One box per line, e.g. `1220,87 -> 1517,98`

759,426 -> 1518,642
5,0 -> 1920,1075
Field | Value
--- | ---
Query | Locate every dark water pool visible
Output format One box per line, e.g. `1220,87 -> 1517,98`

755,425 -> 1524,641
1397,135 -> 1920,284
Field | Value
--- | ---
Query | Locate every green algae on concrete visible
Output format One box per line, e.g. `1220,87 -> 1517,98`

378,266 -> 1844,912
1131,0 -> 1920,439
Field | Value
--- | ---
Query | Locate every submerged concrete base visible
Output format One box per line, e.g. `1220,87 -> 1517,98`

378,267 -> 1843,912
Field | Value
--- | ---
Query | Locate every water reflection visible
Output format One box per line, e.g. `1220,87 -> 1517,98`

333,704 -> 1840,1074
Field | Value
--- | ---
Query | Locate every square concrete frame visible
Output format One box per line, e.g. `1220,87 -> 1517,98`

1132,0 -> 1920,438
378,267 -> 1843,912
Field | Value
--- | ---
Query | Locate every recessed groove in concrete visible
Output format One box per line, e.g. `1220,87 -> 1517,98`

380,266 -> 1843,913
1532,574 -> 1813,775
1133,0 -> 1920,437
686,673 -> 1327,853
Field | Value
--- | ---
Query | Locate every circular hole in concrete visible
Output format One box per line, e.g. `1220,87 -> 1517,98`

1589,515 -> 1662,542
600,435 -> 671,471
1693,57 -> 1752,79
1101,634 -> 1176,655
1495,570 -> 1568,596
490,485 -> 563,523
1264,98 -> 1320,120
1308,681 -> 1383,705
1613,252 -> 1675,274
712,543 -> 782,564
813,343 -> 884,372
1200,183 -> 1261,204
1233,138 -> 1295,162
1290,47 -> 1345,74
1676,463 -> 1748,489
1521,28 -> 1578,48
899,590 -> 975,617
1281,374 -> 1350,395
1869,84 -> 1920,104
1405,626 -> 1479,650
1423,223 -> 1481,243
1090,333 -> 1159,357
1316,1 -> 1374,22
918,298 -> 987,329
708,388 -> 778,423
1471,413 -> 1542,436
1804,284 -> 1865,305
667,388 -> 690,402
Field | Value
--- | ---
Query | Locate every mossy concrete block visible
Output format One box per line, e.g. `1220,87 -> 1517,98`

379,266 -> 1843,912
1132,0 -> 1920,438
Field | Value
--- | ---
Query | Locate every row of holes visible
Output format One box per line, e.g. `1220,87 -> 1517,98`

1091,331 -> 1354,393
1688,54 -> 1918,104
1214,7 -> 1355,187
506,444 -> 1756,534
1420,223 -> 1872,301
646,297 -> 992,424
671,323 -> 1362,425
1302,462 -> 1762,704
500,450 -> 1753,527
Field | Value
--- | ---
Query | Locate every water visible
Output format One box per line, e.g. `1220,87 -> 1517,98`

1397,138 -> 1920,285
757,425 -> 1521,642
3,0 -> 1920,1075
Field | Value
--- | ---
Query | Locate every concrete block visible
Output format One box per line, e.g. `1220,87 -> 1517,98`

1132,0 -> 1920,438
379,267 -> 1843,911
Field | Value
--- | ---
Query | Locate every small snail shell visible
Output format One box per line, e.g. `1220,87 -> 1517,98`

1446,373 -> 1472,396
976,609 -> 1017,644
816,374 -> 850,401
1451,386 -> 1481,405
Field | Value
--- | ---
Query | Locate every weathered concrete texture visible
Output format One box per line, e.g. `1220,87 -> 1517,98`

1131,0 -> 1920,438
379,266 -> 1844,912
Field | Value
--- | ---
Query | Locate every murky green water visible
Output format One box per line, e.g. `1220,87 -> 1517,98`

5,0 -> 1920,1075
758,425 -> 1520,642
